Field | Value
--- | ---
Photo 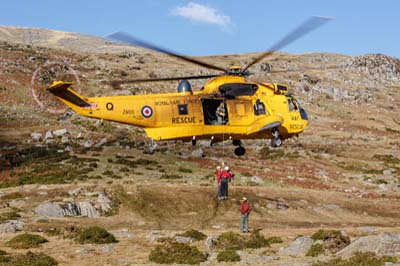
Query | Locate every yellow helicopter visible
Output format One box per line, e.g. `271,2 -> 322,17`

48,17 -> 331,156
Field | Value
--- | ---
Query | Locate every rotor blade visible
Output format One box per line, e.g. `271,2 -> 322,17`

107,32 -> 226,72
242,16 -> 333,72
110,74 -> 220,87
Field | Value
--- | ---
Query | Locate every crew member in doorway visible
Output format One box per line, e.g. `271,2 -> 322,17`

216,166 -> 222,200
219,166 -> 234,200
240,197 -> 251,233
215,102 -> 227,125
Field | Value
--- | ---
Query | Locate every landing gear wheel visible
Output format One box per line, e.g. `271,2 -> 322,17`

234,146 -> 246,156
271,128 -> 282,148
192,139 -> 197,146
146,139 -> 157,154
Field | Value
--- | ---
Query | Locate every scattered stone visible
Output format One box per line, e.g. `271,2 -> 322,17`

31,132 -> 42,141
175,236 -> 195,244
37,191 -> 48,196
76,248 -> 92,254
250,176 -> 264,185
0,220 -> 24,233
44,130 -> 53,140
383,169 -> 392,175
53,128 -> 68,136
98,244 -> 114,252
279,236 -> 313,256
146,231 -> 166,242
356,226 -> 376,233
326,204 -> 339,210
191,148 -> 204,158
97,192 -> 112,213
61,135 -> 70,144
94,137 -> 108,148
336,233 -> 400,257
83,140 -> 94,148
205,236 -> 218,251
277,201 -> 289,210
68,187 -> 84,196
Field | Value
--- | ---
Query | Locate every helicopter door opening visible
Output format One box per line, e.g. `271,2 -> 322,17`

201,99 -> 229,125
254,99 -> 266,115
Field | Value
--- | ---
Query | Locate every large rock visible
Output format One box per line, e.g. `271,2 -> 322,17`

191,148 -> 204,158
336,233 -> 400,257
35,201 -> 99,218
279,236 -> 313,256
97,192 -> 112,213
30,132 -> 42,141
0,220 -> 24,233
53,128 -> 68,136
34,202 -> 65,217
175,236 -> 195,243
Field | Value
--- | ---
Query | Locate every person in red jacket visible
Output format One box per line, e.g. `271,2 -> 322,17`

240,197 -> 251,233
220,166 -> 234,200
216,166 -> 222,200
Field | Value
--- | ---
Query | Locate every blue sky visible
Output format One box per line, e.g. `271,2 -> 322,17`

1,0 -> 399,58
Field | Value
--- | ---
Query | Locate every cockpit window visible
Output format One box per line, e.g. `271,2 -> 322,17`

288,99 -> 298,111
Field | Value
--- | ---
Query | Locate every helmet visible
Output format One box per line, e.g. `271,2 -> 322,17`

216,166 -> 221,170
224,166 -> 229,171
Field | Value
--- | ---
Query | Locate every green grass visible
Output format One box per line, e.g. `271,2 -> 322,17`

6,234 -> 48,249
217,249 -> 241,262
0,192 -> 24,200
149,241 -> 207,265
306,243 -> 325,257
0,211 -> 21,223
178,167 -> 193,173
313,252 -> 397,266
74,227 -> 118,244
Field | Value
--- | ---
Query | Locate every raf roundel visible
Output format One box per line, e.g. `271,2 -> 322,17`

141,105 -> 153,118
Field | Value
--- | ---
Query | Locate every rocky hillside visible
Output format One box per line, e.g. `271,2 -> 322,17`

0,27 -> 400,265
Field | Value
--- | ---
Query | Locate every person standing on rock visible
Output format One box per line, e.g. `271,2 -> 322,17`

240,197 -> 251,233
220,166 -> 234,200
216,166 -> 223,200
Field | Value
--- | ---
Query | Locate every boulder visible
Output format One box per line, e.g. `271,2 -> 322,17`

34,202 -> 65,217
53,128 -> 68,136
83,140 -> 94,148
31,132 -> 42,141
79,201 -> 100,218
336,233 -> 400,257
0,220 -> 24,233
94,138 -> 108,148
279,236 -> 313,256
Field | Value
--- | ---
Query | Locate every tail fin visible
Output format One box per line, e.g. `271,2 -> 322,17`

47,81 -> 91,108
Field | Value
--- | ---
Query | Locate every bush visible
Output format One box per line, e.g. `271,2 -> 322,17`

0,251 -> 57,266
149,241 -> 207,265
267,236 -> 283,244
0,250 -> 6,256
313,251 -> 397,266
0,211 -> 21,223
306,243 -> 325,257
75,227 -> 118,244
217,249 -> 241,262
6,234 -> 48,249
176,229 -> 207,241
245,230 -> 270,249
216,232 -> 246,251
